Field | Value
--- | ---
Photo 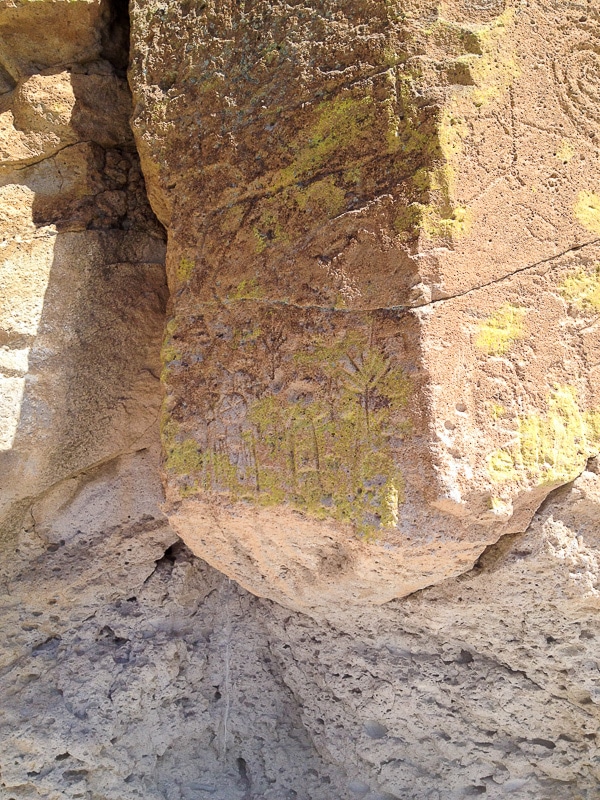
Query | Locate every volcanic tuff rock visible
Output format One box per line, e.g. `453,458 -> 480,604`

129,0 -> 600,611
2,437 -> 599,798
0,0 -> 599,798
0,0 -> 167,542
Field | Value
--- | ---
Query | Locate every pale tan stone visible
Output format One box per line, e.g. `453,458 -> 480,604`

127,0 -> 600,609
0,1 -> 599,797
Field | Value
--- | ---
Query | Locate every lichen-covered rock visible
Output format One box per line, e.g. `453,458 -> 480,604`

1,1 -> 599,797
128,0 -> 600,609
2,438 -> 598,798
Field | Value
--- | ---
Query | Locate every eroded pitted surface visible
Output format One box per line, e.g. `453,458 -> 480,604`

0,459 -> 350,800
1,1 -> 599,797
1,450 -> 599,798
128,0 -> 600,609
0,0 -> 167,539
266,469 -> 600,798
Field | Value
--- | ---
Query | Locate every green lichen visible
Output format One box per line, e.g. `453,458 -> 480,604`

489,495 -> 511,516
487,448 -> 518,483
406,8 -> 518,243
411,167 -> 430,192
244,333 -> 409,536
425,18 -> 482,56
490,403 -> 506,421
161,317 -> 181,374
165,438 -> 204,475
420,202 -> 471,239
163,329 -> 410,537
396,76 -> 439,158
271,95 -> 376,192
176,257 -> 195,284
556,140 -> 575,164
162,417 -> 243,495
438,112 -> 468,185
252,226 -> 268,253
560,265 -> 600,313
469,9 -> 520,107
402,160 -> 471,238
227,278 -> 264,302
574,191 -> 600,236
161,417 -> 201,479
395,195 -> 471,243
381,481 -> 400,528
252,209 -> 288,252
476,304 -> 526,355
343,166 -> 362,185
487,385 -> 600,486
393,203 -> 424,239
399,94 -> 472,242
234,324 -> 262,346
295,176 -> 346,218
382,77 -> 403,152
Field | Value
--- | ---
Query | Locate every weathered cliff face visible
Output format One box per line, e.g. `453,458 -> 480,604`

128,0 -> 600,613
2,453 -> 599,798
0,0 -> 167,543
1,1 -> 599,798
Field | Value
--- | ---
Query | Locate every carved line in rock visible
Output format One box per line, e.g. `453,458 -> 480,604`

554,15 -> 600,136
167,236 -> 600,316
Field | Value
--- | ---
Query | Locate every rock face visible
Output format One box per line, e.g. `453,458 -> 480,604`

0,456 -> 351,800
1,0 -> 599,798
128,0 -> 600,611
2,447 -> 599,798
265,472 -> 600,798
0,0 -> 167,544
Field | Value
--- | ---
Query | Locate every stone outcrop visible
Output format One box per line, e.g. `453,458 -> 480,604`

0,449 -> 351,800
0,0 -> 166,540
128,0 -> 600,612
1,1 -> 599,798
2,442 -> 599,798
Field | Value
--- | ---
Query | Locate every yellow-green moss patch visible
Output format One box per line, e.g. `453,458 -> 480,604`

556,140 -> 575,164
409,7 -> 518,244
470,9 -> 520,107
227,278 -> 264,302
252,208 -> 288,252
421,202 -> 471,239
161,327 -> 411,538
271,95 -> 376,192
295,176 -> 346,218
393,203 -> 424,240
476,303 -> 526,355
490,403 -> 506,421
176,256 -> 195,283
574,191 -> 600,235
245,333 -> 410,537
487,449 -> 518,483
162,417 -> 243,494
404,104 -> 472,242
160,317 -> 182,373
487,385 -> 600,486
560,265 -> 600,313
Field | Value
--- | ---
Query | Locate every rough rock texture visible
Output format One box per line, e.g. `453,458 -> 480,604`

265,470 -> 600,798
2,446 -> 599,798
0,448 -> 351,800
1,1 -> 600,798
0,0 -> 166,538
128,0 -> 600,610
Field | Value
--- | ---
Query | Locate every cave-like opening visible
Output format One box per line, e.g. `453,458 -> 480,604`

101,0 -> 131,75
